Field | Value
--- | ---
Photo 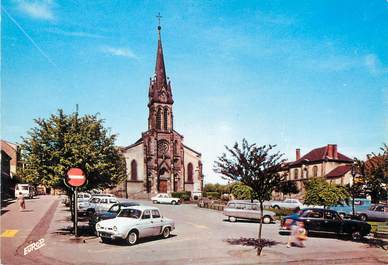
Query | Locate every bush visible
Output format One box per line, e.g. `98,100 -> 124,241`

171,191 -> 191,201
205,191 -> 220,199
270,208 -> 293,217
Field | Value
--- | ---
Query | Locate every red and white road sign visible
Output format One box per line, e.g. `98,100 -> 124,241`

66,168 -> 86,187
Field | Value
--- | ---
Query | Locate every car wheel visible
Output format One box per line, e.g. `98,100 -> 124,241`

126,230 -> 138,246
171,200 -> 177,205
359,214 -> 367,222
152,200 -> 157,204
273,205 -> 280,210
351,231 -> 362,241
162,227 -> 171,239
229,216 -> 237,222
262,216 -> 272,224
339,213 -> 346,219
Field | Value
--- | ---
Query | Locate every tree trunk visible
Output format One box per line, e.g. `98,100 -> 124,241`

257,201 -> 264,256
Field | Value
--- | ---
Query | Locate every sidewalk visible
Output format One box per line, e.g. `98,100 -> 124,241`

0,195 -> 60,265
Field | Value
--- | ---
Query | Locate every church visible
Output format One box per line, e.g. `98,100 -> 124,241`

120,24 -> 203,198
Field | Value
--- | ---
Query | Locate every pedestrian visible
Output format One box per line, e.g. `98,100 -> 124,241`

17,192 -> 26,211
293,221 -> 308,247
287,206 -> 300,248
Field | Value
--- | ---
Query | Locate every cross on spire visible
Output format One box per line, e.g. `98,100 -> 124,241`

156,12 -> 162,29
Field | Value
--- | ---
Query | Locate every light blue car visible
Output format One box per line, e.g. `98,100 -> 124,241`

328,198 -> 371,218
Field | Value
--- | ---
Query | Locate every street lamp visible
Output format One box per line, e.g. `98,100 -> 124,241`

351,163 -> 357,217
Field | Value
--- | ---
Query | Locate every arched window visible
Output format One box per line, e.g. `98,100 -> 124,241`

305,168 -> 309,179
187,163 -> 193,183
294,168 -> 299,180
163,108 -> 168,130
313,166 -> 318,177
156,109 -> 162,130
131,160 -> 137,181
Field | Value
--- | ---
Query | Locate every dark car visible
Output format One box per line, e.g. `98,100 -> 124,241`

89,201 -> 140,231
279,208 -> 371,240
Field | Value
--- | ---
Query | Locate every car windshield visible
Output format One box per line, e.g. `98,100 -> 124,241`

117,209 -> 142,219
21,186 -> 29,190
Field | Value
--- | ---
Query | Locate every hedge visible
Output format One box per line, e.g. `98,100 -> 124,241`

171,191 -> 191,201
203,191 -> 220,199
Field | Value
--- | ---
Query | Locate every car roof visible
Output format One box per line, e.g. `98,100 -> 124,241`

116,202 -> 140,206
121,205 -> 159,211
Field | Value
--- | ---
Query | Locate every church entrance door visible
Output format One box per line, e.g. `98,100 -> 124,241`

159,180 -> 167,193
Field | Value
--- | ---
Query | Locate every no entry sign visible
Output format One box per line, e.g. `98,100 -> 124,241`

66,168 -> 86,187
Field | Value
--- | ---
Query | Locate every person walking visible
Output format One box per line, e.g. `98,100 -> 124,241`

17,192 -> 26,211
287,207 -> 301,248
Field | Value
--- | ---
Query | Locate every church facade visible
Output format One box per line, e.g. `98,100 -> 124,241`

120,25 -> 203,198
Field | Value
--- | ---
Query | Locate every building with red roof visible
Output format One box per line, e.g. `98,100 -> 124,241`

283,144 -> 354,197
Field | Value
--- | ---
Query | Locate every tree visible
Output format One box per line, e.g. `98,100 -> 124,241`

363,144 -> 388,203
230,182 -> 258,201
304,178 -> 349,207
18,110 -> 127,193
214,139 -> 285,256
276,180 -> 299,199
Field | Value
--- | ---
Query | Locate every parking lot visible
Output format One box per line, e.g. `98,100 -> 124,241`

34,198 -> 388,265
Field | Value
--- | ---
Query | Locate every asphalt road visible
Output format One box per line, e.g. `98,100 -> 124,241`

1,196 -> 387,264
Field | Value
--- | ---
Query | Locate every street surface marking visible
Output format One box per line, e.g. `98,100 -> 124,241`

1,230 -> 19,237
185,222 -> 209,230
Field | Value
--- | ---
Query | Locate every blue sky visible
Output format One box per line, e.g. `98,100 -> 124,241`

2,0 -> 387,183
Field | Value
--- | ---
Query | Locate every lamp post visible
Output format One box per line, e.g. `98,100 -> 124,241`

351,163 -> 357,217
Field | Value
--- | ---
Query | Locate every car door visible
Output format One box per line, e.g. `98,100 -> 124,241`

372,205 -> 385,221
320,210 -> 342,233
300,209 -> 324,232
138,210 -> 154,238
151,209 -> 163,235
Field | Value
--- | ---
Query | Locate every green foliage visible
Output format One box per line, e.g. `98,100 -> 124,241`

230,182 -> 258,200
304,178 -> 350,207
275,180 -> 299,196
270,208 -> 293,218
18,109 -> 127,191
203,183 -> 231,194
204,191 -> 220,199
214,139 -> 285,203
171,191 -> 191,201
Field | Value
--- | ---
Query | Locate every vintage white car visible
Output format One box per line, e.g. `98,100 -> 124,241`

151,193 -> 180,205
96,206 -> 175,245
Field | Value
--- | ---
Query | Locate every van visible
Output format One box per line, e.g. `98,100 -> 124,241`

223,200 -> 276,224
14,184 -> 35,199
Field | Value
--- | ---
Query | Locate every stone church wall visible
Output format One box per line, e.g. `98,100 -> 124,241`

183,146 -> 201,194
123,142 -> 145,181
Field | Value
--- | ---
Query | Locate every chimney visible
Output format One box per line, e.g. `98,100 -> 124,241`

296,148 -> 301,160
333,144 -> 338,159
327,144 -> 334,158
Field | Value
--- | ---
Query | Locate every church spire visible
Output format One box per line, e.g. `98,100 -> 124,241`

148,14 -> 173,106
155,22 -> 167,89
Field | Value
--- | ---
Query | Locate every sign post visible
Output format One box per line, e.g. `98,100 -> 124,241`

66,168 -> 86,237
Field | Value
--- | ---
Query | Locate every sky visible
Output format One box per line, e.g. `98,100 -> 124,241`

2,0 -> 388,184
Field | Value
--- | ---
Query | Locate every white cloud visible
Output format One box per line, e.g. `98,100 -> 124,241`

100,46 -> 138,60
364,54 -> 388,75
46,28 -> 106,39
16,0 -> 55,21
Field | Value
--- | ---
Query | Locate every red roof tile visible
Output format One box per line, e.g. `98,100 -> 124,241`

289,145 -> 352,167
325,165 -> 352,179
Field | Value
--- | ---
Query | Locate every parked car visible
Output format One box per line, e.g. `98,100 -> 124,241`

77,192 -> 92,203
78,195 -> 119,215
357,204 -> 388,222
271,199 -> 304,209
14,184 -> 35,199
89,201 -> 141,231
151,193 -> 180,205
223,200 -> 276,224
96,206 -> 175,245
279,208 -> 371,240
328,198 -> 371,218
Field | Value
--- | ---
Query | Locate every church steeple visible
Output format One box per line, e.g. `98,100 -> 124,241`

148,17 -> 174,131
148,21 -> 173,107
